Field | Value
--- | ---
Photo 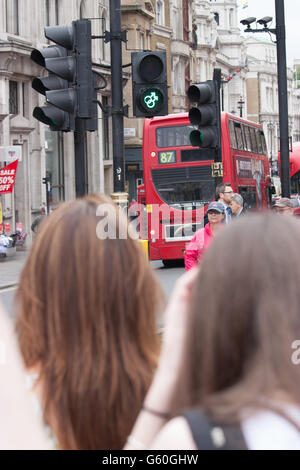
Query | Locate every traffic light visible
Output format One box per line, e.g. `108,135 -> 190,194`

31,42 -> 75,131
187,81 -> 219,148
31,19 -> 97,131
131,51 -> 168,117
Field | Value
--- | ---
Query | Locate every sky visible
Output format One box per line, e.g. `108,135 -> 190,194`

237,0 -> 299,67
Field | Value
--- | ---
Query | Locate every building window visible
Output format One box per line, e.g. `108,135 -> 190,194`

101,10 -> 108,61
140,33 -> 144,50
156,0 -> 165,26
173,63 -> 179,94
229,9 -> 234,28
80,0 -> 85,19
6,0 -> 19,35
214,12 -> 219,26
55,0 -> 59,24
45,0 -> 50,26
9,81 -> 18,115
22,82 -> 26,117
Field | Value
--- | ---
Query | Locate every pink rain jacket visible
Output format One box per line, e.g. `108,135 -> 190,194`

184,223 -> 214,271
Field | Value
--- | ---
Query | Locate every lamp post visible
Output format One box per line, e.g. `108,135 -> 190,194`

237,96 -> 245,118
240,0 -> 290,197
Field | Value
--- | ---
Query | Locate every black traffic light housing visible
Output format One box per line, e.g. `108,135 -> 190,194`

187,81 -> 219,148
31,19 -> 97,132
131,51 -> 168,117
31,44 -> 75,131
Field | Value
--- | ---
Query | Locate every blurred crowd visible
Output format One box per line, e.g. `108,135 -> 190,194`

1,192 -> 300,450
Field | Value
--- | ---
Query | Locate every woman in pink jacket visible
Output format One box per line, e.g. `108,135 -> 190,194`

184,201 -> 225,271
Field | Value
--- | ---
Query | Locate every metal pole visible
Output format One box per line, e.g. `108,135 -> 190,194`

46,179 -> 50,215
221,81 -> 224,112
110,0 -> 125,194
275,0 -> 290,197
213,68 -> 223,189
74,117 -> 87,197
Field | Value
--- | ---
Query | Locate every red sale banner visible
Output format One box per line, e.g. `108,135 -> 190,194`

0,160 -> 18,194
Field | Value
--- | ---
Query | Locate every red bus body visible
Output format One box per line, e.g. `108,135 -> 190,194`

142,112 -> 271,262
290,142 -> 300,194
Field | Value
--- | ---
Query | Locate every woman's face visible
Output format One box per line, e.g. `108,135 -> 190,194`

207,210 -> 224,224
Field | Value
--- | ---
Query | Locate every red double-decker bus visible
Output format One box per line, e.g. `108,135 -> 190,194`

141,112 -> 271,264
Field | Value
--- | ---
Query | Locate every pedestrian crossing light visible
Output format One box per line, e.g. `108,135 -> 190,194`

131,51 -> 168,117
187,81 -> 219,148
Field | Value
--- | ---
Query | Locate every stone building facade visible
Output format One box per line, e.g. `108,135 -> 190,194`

0,0 -> 112,239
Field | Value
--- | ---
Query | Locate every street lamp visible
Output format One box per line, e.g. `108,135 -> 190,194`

237,97 -> 245,118
240,0 -> 290,197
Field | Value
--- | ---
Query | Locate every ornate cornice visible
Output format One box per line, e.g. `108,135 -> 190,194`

121,1 -> 155,20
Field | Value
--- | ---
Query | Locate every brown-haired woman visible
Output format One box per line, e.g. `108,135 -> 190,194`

16,194 -> 162,450
126,214 -> 300,450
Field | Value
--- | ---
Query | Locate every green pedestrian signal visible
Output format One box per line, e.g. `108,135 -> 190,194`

131,52 -> 168,117
140,89 -> 164,113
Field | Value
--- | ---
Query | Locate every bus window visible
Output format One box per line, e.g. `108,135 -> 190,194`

243,125 -> 252,152
228,120 -> 237,148
256,129 -> 263,154
291,171 -> 300,194
151,166 -> 215,206
156,125 -> 195,148
249,127 -> 258,153
260,130 -> 267,154
239,186 -> 257,211
234,122 -> 244,150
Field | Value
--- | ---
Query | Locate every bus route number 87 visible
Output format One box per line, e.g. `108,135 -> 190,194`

158,151 -> 176,164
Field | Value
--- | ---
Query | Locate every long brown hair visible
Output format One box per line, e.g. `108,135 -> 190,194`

180,214 -> 300,425
16,194 -> 162,449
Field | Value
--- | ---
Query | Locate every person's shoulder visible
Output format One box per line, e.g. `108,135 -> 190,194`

150,417 -> 197,450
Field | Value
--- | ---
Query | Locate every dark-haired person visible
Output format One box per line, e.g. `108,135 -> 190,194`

216,182 -> 234,223
127,214 -> 300,450
16,194 -> 163,450
184,201 -> 225,271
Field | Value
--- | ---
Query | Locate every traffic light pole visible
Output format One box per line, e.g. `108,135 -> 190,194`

275,0 -> 290,197
109,0 -> 126,197
241,0 -> 290,197
74,118 -> 87,197
213,69 -> 223,189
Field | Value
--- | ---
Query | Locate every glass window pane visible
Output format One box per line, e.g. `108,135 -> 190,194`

291,171 -> 300,194
9,81 -> 18,114
234,123 -> 244,150
249,127 -> 258,153
260,130 -> 267,154
229,120 -> 237,148
239,186 -> 257,211
152,165 -> 215,206
243,125 -> 252,152
156,125 -> 197,148
256,129 -> 263,154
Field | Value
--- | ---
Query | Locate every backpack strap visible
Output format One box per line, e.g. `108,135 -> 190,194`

182,408 -> 248,450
